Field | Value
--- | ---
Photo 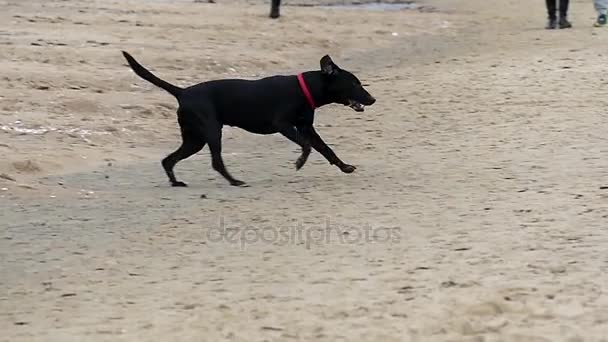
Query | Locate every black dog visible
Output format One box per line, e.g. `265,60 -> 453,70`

121,51 -> 375,187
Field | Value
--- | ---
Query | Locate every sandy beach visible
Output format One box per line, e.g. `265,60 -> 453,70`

1,0 -> 608,340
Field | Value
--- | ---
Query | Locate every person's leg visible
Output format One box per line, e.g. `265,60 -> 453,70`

546,0 -> 558,28
546,0 -> 557,19
594,0 -> 607,26
595,0 -> 608,14
270,0 -> 280,18
558,0 -> 572,28
559,0 -> 569,17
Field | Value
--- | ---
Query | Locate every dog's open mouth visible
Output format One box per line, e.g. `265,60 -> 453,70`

348,100 -> 365,112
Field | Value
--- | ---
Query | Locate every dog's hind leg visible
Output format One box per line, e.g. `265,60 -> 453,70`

162,130 -> 206,187
204,123 -> 246,187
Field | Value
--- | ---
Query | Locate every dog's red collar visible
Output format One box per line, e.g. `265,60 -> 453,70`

297,73 -> 316,110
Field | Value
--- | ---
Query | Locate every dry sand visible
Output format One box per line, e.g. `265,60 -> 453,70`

1,0 -> 608,340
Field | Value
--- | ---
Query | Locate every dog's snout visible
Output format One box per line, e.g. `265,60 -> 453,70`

368,97 -> 376,105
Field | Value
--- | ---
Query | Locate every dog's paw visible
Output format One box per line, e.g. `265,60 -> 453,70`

230,180 -> 248,187
340,164 -> 357,174
172,181 -> 188,187
295,158 -> 307,170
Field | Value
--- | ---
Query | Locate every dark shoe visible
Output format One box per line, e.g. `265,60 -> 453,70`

546,18 -> 557,29
594,14 -> 607,27
269,8 -> 280,18
559,17 -> 572,29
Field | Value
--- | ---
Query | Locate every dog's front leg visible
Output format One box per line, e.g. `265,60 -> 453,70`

299,125 -> 356,174
279,126 -> 312,170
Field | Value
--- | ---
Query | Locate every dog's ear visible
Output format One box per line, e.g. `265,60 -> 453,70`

320,55 -> 339,75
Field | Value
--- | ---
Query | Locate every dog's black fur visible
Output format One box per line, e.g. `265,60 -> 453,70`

121,51 -> 375,187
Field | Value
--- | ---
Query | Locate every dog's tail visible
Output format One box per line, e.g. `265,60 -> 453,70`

121,51 -> 183,98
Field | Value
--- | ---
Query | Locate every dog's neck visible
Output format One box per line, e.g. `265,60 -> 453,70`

299,71 -> 334,109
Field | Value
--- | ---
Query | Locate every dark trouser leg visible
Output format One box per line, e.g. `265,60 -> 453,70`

546,0 -> 557,19
559,0 -> 569,17
270,0 -> 280,18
